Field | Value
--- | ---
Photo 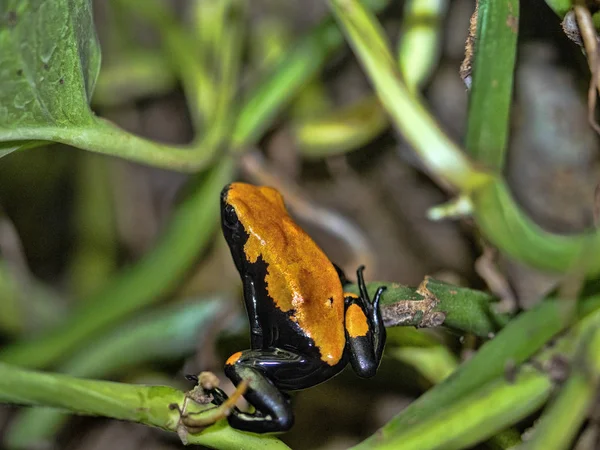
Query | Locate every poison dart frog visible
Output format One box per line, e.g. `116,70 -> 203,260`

209,182 -> 387,433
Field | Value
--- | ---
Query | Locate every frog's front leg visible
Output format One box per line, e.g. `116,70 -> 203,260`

209,348 -> 324,433
344,266 -> 386,378
241,273 -> 264,349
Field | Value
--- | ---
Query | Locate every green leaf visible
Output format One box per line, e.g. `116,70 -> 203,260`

0,0 -> 220,171
519,309 -> 600,450
0,140 -> 44,157
0,0 -> 100,135
353,295 -> 600,448
465,0 -> 519,170
360,366 -> 551,450
294,95 -> 390,159
4,298 -> 231,449
327,0 -> 489,192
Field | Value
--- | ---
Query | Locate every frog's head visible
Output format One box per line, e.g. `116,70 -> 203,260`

220,183 -> 248,273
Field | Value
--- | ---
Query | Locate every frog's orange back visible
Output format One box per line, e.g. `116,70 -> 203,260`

225,183 -> 346,365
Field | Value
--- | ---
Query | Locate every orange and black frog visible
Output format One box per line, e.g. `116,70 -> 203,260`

210,182 -> 386,433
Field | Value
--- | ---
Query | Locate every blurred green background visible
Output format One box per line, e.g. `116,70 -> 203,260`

1,0 -> 600,449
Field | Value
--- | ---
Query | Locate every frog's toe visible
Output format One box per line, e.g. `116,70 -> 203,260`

208,387 -> 229,406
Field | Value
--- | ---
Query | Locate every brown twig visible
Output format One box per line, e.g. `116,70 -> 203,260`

573,4 -> 600,134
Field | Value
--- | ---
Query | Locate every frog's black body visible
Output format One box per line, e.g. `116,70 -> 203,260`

209,183 -> 387,433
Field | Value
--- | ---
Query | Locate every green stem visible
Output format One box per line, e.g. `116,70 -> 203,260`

1,120 -> 216,172
348,278 -> 510,337
359,366 -> 551,450
465,0 -> 519,170
4,299 -> 232,448
0,362 -> 289,450
472,180 -> 600,275
327,0 -> 488,191
353,294 -> 600,448
398,0 -> 449,91
327,0 -> 600,277
518,309 -> 600,450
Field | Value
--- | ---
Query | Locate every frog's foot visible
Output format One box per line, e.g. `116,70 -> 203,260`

355,265 -> 386,323
183,371 -> 221,405
207,386 -> 230,406
172,379 -> 248,438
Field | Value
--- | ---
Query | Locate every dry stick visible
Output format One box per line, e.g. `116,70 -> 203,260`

554,5 -> 600,304
474,246 -> 517,314
459,0 -> 478,89
573,5 -> 600,134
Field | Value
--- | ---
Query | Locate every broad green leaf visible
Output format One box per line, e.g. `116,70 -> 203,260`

0,0 -> 100,139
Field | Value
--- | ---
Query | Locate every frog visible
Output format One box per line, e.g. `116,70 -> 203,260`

209,182 -> 386,433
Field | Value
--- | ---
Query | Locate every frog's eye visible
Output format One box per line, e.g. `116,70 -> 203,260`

223,204 -> 238,227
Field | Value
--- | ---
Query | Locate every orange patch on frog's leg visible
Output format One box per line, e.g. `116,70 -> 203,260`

345,304 -> 369,338
226,351 -> 243,366
344,292 -> 359,299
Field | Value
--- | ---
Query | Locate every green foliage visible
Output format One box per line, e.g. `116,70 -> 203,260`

1,0 -> 599,449
0,159 -> 233,368
0,0 -> 100,153
0,362 -> 290,450
465,0 -> 519,169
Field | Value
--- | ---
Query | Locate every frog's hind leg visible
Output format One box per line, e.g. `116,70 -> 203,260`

211,348 -> 324,433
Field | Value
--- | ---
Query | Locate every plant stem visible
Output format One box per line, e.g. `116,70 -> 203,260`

0,362 -> 289,450
348,277 -> 510,337
361,366 -> 551,450
465,0 -> 519,170
518,309 -> 600,450
353,294 -> 600,448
